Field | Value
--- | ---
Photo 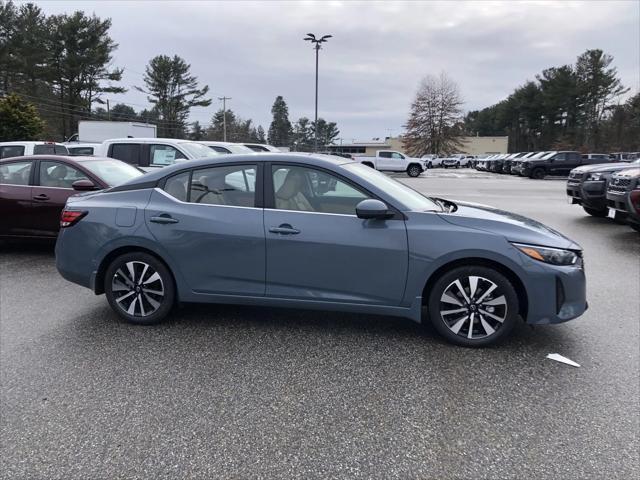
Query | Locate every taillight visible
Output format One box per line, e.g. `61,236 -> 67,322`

60,210 -> 87,228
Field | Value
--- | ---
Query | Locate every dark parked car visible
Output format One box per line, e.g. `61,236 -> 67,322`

520,151 -> 612,179
55,153 -> 587,347
0,155 -> 144,240
567,160 -> 640,217
606,167 -> 640,232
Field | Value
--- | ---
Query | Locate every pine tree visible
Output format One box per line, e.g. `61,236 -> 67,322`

0,93 -> 45,141
138,54 -> 211,138
267,96 -> 292,147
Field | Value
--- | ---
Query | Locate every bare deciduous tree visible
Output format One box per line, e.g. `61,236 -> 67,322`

403,72 -> 464,156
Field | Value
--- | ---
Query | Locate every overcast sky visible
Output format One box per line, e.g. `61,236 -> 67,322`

34,0 -> 640,141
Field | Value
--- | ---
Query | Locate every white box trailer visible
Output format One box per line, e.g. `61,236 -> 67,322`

74,121 -> 157,143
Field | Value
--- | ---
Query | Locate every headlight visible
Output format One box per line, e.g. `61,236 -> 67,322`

586,172 -> 603,181
512,242 -> 580,266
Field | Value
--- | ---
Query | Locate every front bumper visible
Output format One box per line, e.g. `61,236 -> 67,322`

566,179 -> 607,210
522,258 -> 587,325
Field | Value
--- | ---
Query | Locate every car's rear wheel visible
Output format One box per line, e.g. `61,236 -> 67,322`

104,252 -> 175,325
407,164 -> 422,177
530,168 -> 545,179
582,206 -> 608,217
427,266 -> 519,347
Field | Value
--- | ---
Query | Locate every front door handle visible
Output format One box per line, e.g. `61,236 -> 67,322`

150,214 -> 179,224
33,194 -> 49,201
269,223 -> 300,235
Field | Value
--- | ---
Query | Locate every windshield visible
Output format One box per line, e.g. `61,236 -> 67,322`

81,159 -> 144,186
345,163 -> 441,212
540,151 -> 558,160
180,142 -> 219,159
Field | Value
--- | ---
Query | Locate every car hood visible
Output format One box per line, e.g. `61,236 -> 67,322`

571,162 -> 629,174
436,200 -> 580,250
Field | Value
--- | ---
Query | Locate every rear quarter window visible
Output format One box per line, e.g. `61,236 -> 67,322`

110,144 -> 141,165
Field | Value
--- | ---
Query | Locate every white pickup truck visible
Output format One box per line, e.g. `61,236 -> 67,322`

355,150 -> 428,177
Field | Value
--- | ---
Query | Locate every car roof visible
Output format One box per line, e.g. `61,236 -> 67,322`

115,153 -> 354,187
101,138 -> 196,143
0,154 -> 119,164
0,141 -> 66,146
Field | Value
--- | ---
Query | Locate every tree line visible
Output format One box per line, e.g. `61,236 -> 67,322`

404,49 -> 638,156
0,1 -> 340,149
463,49 -> 638,153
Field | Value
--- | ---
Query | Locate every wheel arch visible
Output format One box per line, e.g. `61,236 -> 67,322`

94,246 -> 178,297
421,257 -> 528,319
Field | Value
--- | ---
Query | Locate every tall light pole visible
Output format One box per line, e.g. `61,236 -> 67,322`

304,33 -> 332,152
218,96 -> 231,142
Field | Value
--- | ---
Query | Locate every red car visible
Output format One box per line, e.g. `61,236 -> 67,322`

0,155 -> 144,240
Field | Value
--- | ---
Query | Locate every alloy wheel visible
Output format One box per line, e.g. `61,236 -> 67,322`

111,261 -> 165,317
439,275 -> 507,339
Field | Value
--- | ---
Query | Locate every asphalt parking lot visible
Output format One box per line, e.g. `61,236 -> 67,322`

1,169 -> 638,479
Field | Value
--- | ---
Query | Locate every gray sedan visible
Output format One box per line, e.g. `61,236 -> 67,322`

55,154 -> 587,347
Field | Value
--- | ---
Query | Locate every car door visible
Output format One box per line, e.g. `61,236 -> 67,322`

565,152 -> 582,173
146,163 -> 265,296
31,159 -> 92,237
264,163 -> 408,306
0,160 -> 34,237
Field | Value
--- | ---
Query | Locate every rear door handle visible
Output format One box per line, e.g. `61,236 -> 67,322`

269,223 -> 300,235
150,214 -> 179,224
33,194 -> 49,201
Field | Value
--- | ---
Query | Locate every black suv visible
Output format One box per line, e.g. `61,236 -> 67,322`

567,160 -> 640,217
606,167 -> 640,232
521,151 -> 588,179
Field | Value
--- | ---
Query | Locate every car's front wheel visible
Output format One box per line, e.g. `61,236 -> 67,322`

104,252 -> 175,325
407,164 -> 422,177
427,266 -> 519,347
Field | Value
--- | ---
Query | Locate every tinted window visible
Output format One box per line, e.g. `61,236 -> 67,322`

0,161 -> 32,185
33,144 -> 68,155
554,153 -> 566,161
0,146 -> 25,159
39,161 -> 88,188
163,171 -> 190,202
189,165 -> 256,207
379,152 -> 391,158
150,144 -> 187,166
68,147 -> 95,156
110,144 -> 141,164
391,152 -> 404,159
567,152 -> 581,161
272,165 -> 369,215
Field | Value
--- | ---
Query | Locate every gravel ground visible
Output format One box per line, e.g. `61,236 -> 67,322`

1,169 -> 638,479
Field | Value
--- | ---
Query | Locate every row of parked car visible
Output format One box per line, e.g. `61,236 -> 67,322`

474,151 -> 638,179
0,138 -> 283,241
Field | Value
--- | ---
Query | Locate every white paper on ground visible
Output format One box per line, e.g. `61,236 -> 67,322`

546,353 -> 580,367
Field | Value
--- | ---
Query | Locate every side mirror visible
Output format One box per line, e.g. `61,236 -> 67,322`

356,199 -> 393,220
72,179 -> 97,191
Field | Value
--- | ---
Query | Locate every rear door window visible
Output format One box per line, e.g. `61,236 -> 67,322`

0,146 -> 26,158
68,147 -> 95,156
0,161 -> 32,185
110,144 -> 141,165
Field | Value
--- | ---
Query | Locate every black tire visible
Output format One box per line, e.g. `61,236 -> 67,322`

407,164 -> 422,177
363,162 -> 375,169
530,168 -> 545,180
455,162 -> 460,169
104,252 -> 175,325
427,162 -> 432,169
427,266 -> 519,347
582,206 -> 608,218
630,223 -> 640,233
